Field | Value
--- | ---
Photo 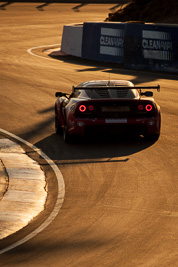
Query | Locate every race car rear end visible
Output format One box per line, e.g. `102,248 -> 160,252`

55,80 -> 161,142
66,98 -> 161,139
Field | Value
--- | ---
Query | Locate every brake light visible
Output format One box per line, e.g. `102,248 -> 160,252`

88,105 -> 94,111
138,104 -> 144,111
145,104 -> 153,111
79,105 -> 86,112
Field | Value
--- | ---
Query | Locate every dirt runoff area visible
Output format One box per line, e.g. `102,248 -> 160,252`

106,0 -> 178,24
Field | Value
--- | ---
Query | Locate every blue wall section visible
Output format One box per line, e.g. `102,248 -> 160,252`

82,22 -> 125,63
124,23 -> 178,72
81,22 -> 178,73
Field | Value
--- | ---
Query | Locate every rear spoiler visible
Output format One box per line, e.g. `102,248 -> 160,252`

73,85 -> 160,92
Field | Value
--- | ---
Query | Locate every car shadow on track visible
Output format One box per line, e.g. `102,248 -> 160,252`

35,133 -> 156,165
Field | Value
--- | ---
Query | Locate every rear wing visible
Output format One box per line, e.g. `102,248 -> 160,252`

73,85 -> 160,92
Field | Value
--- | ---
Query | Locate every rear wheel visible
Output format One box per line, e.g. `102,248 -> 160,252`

55,109 -> 62,134
63,124 -> 73,143
146,133 -> 160,142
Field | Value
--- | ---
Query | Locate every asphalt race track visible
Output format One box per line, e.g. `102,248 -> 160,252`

0,2 -> 178,266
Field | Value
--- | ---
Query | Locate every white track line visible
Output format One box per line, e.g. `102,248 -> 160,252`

0,128 -> 65,255
0,139 -> 47,239
27,43 -> 60,61
27,43 -> 178,79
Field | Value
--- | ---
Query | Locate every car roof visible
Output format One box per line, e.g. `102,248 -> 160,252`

77,80 -> 134,87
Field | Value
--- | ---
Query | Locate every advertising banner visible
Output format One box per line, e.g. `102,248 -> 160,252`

82,22 -> 125,63
124,23 -> 178,72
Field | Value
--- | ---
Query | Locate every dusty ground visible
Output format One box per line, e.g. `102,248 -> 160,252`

106,0 -> 178,24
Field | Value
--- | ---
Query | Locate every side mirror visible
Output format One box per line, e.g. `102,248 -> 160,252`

55,92 -> 70,98
55,92 -> 63,97
141,91 -> 153,97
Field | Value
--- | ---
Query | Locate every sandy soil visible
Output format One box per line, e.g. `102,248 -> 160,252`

106,0 -> 178,24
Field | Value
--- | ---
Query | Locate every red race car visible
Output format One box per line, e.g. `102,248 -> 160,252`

55,80 -> 161,143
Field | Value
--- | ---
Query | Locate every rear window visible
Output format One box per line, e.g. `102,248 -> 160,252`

76,88 -> 139,99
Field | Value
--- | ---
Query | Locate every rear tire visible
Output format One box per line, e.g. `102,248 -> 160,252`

146,133 -> 160,142
55,109 -> 62,134
63,125 -> 73,143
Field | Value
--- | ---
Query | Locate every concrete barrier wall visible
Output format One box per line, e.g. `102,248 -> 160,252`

61,22 -> 178,73
61,24 -> 83,57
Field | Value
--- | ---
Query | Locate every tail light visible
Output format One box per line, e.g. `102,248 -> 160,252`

145,104 -> 153,111
78,104 -> 94,112
79,105 -> 86,112
88,105 -> 94,111
138,104 -> 144,111
137,104 -> 153,112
